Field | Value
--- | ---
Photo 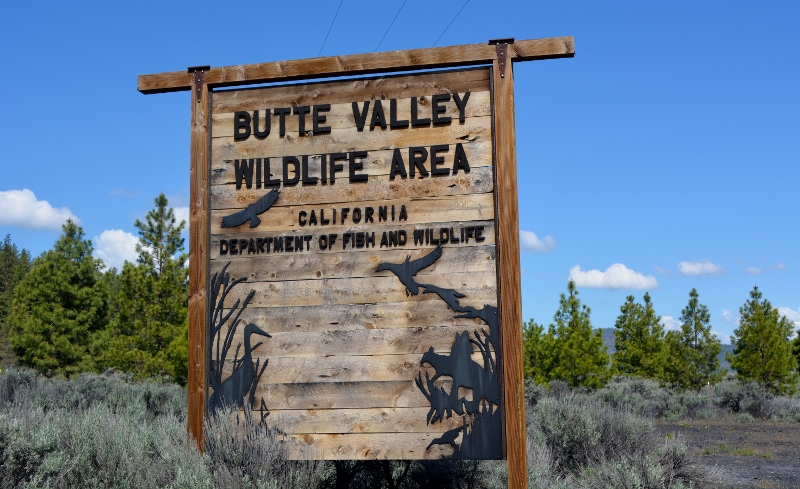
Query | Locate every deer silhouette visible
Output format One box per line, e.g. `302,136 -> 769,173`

209,323 -> 271,412
421,331 -> 501,408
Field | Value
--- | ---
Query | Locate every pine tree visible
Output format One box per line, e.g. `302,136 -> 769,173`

0,235 -> 31,367
612,293 -> 665,379
9,221 -> 108,376
794,332 -> 800,376
544,281 -> 610,389
661,288 -> 723,390
523,318 -> 551,384
95,194 -> 188,383
728,286 -> 798,395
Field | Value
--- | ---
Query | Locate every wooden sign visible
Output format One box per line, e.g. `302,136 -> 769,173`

139,36 -> 574,485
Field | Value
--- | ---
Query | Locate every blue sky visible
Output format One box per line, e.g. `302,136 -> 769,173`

1,1 -> 798,343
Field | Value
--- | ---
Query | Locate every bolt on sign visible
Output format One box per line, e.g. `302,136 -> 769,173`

139,36 -> 573,486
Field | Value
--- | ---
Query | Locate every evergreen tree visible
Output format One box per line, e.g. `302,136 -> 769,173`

9,221 -> 108,376
661,288 -> 723,390
543,281 -> 610,389
0,235 -> 31,367
522,318 -> 551,384
612,293 -> 665,379
728,286 -> 798,395
793,331 -> 800,376
95,194 -> 188,384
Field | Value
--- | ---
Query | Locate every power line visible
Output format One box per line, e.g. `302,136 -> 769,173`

375,0 -> 408,52
432,0 -> 470,47
319,0 -> 345,57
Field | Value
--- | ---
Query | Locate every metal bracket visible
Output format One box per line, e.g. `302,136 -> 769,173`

187,65 -> 210,103
488,38 -> 514,78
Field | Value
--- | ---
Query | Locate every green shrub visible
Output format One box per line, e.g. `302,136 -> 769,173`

592,377 -> 669,418
525,381 -> 719,488
203,405 -> 322,488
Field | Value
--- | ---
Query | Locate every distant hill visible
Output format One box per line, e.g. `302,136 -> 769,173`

598,328 -> 733,371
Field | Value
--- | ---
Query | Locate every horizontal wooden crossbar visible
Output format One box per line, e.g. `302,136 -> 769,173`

138,36 -> 574,94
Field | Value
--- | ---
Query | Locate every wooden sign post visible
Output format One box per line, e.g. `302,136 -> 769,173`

139,37 -> 573,487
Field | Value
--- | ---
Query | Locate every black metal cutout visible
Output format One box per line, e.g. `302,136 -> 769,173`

220,188 -> 279,229
375,247 -> 503,459
208,261 -> 271,415
375,245 -> 442,296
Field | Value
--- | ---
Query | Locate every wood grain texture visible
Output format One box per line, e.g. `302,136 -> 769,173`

138,37 -> 574,94
210,68 -> 489,113
219,353 -> 492,384
209,220 -> 496,259
209,194 -> 495,234
219,272 -> 498,308
225,325 -> 492,358
209,141 -> 492,186
211,115 -> 491,160
492,55 -> 527,484
254,380 -> 435,410
210,166 -> 494,210
211,91 -> 492,137
187,83 -> 209,450
209,245 -> 494,282
285,432 -> 460,460
218,300 -> 497,334
210,221 -> 495,262
266,407 -> 468,434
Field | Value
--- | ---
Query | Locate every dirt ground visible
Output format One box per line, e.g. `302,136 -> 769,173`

655,419 -> 800,488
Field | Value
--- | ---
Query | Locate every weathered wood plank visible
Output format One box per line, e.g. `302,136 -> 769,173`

285,432 -> 458,460
209,245 -> 495,283
254,380 -> 430,410
220,272 -> 498,308
220,353 -> 492,384
224,325 -> 491,358
211,167 -> 493,210
187,80 -> 208,450
211,91 -> 491,138
209,194 -> 495,234
138,37 -> 574,94
209,141 -> 492,186
211,69 -> 490,112
492,50 -> 527,481
266,407 -> 468,434
209,220 -> 496,259
211,116 -> 491,160
218,300 -> 496,334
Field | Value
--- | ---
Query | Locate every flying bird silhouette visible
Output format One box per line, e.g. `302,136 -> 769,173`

375,245 -> 443,296
421,284 -> 465,312
221,189 -> 279,228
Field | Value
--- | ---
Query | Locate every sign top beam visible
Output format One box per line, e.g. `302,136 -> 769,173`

138,36 -> 574,94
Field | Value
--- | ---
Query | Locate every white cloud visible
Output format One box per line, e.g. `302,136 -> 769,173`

660,316 -> 681,331
653,266 -> 671,275
174,206 -> 190,228
678,259 -> 725,277
744,267 -> 762,275
770,262 -> 786,271
519,229 -> 555,252
0,189 -> 80,230
778,307 -> 800,329
94,229 -> 138,270
721,309 -> 740,325
712,331 -> 732,344
568,263 -> 658,290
